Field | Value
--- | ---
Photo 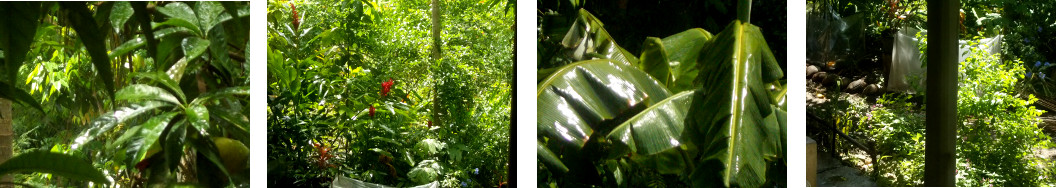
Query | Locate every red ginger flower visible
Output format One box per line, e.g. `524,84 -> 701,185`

369,105 -> 375,117
381,78 -> 394,97
290,3 -> 300,31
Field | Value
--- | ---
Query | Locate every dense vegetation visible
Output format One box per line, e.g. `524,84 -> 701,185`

0,2 -> 250,187
265,0 -> 513,187
807,0 -> 1056,186
537,0 -> 787,187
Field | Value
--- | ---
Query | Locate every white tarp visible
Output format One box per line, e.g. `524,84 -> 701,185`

887,27 -> 1002,93
331,176 -> 439,188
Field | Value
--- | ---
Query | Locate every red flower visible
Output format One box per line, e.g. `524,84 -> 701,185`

290,3 -> 300,31
428,121 -> 432,128
381,78 -> 394,97
369,105 -> 375,117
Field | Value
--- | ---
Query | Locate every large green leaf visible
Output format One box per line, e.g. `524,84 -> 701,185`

546,9 -> 638,69
191,86 -> 249,106
638,37 -> 671,86
688,20 -> 784,188
0,2 -> 40,85
132,71 -> 187,103
156,2 -> 203,36
606,90 -> 695,156
133,112 -> 179,163
182,37 -> 212,62
116,84 -> 182,105
186,104 -> 211,135
72,101 -> 172,150
0,82 -> 44,113
0,150 -> 109,184
537,59 -> 671,174
195,2 -> 225,34
62,2 -> 115,96
538,59 -> 670,151
662,28 -> 713,93
110,2 -> 133,33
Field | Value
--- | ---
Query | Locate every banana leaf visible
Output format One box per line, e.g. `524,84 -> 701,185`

540,9 -> 639,79
688,20 -> 785,187
605,90 -> 699,175
538,59 -> 670,153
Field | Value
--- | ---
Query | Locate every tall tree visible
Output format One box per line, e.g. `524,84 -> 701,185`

431,0 -> 443,127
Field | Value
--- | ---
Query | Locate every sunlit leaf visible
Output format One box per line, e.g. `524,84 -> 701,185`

688,20 -> 784,187
72,101 -> 171,150
606,91 -> 695,156
116,84 -> 182,105
132,72 -> 187,103
0,150 -> 109,184
157,2 -> 203,36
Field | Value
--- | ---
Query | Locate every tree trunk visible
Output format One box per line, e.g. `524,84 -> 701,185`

0,99 -> 12,187
430,0 -> 443,128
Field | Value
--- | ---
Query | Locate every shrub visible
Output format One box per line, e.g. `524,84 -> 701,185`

866,39 -> 1054,186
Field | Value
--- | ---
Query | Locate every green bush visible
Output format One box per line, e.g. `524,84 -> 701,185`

866,39 -> 1054,186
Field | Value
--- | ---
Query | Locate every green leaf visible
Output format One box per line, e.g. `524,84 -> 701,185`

638,37 -> 671,86
538,59 -> 671,151
132,72 -> 187,103
72,101 -> 171,150
0,2 -> 41,85
109,36 -> 147,59
688,20 -> 784,187
538,141 -> 569,174
0,82 -> 44,113
0,150 -> 109,184
662,28 -> 713,93
186,104 -> 210,135
116,84 -> 182,105
162,120 -> 187,171
110,2 -> 134,33
195,2 -> 225,34
549,9 -> 638,69
156,2 -> 203,36
606,91 -> 696,156
62,2 -> 115,96
182,37 -> 211,62
133,112 -> 179,162
191,86 -> 249,106
167,57 -> 190,81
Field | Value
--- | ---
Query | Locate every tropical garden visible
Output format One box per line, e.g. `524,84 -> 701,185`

806,0 -> 1056,186
537,0 -> 787,187
266,0 -> 513,187
0,1 -> 250,187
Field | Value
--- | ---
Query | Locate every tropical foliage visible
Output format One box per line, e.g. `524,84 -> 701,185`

266,0 -> 513,187
0,1 -> 250,187
537,3 -> 787,187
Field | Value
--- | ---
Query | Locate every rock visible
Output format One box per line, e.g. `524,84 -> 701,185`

812,72 -> 828,84
863,84 -> 882,96
846,79 -> 867,93
822,73 -> 839,87
807,65 -> 820,78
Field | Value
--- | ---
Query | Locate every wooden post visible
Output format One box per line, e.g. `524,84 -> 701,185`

924,0 -> 959,186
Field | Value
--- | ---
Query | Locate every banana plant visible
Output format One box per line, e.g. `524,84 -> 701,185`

538,6 -> 786,187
